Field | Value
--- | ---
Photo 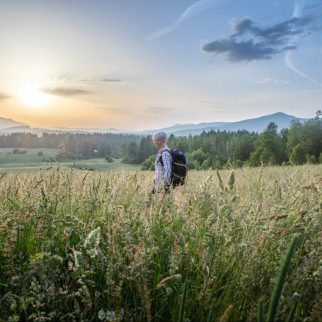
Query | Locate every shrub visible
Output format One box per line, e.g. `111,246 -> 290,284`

306,154 -> 317,164
105,155 -> 114,163
12,149 -> 27,154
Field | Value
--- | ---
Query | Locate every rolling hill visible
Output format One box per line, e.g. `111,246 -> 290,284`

0,112 -> 309,136
0,117 -> 28,129
143,112 -> 309,136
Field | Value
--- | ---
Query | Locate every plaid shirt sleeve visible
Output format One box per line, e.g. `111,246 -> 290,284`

154,147 -> 172,187
161,150 -> 172,184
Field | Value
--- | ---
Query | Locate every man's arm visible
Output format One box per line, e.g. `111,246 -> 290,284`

161,151 -> 172,185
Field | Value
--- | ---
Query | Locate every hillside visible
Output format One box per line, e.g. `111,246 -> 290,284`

152,112 -> 308,136
0,112 -> 309,136
0,117 -> 28,129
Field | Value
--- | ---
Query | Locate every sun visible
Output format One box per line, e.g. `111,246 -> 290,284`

18,85 -> 49,108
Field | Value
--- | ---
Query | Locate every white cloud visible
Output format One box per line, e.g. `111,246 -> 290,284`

146,0 -> 218,41
255,78 -> 289,85
284,0 -> 322,86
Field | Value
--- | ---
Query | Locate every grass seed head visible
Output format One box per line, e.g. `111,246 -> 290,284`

84,227 -> 100,250
228,170 -> 235,190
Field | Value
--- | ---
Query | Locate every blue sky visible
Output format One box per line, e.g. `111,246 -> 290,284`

0,0 -> 321,130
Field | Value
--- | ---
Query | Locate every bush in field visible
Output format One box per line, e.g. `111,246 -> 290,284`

306,154 -> 317,164
105,155 -> 114,163
12,149 -> 27,154
140,154 -> 155,170
0,165 -> 321,321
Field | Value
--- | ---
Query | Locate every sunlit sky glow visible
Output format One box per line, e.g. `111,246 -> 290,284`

0,0 -> 321,130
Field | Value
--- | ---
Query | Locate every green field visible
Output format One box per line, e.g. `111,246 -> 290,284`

0,148 -> 139,172
0,165 -> 321,321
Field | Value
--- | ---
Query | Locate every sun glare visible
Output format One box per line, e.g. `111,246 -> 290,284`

18,85 -> 49,108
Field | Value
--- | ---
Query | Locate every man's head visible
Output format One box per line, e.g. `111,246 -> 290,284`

152,131 -> 167,150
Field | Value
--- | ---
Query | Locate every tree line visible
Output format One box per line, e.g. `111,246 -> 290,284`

0,132 -> 141,161
0,111 -> 321,168
138,111 -> 321,169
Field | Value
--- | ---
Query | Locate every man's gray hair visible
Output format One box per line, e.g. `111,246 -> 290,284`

152,131 -> 167,141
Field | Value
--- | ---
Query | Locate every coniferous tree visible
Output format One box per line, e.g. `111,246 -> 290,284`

250,122 -> 284,166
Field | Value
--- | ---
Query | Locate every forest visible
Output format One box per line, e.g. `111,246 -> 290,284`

0,111 -> 321,169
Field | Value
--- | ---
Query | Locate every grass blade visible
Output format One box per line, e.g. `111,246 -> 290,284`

257,299 -> 264,322
266,235 -> 299,322
178,280 -> 188,322
207,298 -> 216,322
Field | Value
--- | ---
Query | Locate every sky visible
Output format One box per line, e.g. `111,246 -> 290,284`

0,0 -> 321,130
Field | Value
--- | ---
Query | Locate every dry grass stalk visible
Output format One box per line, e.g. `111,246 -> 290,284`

156,274 -> 182,289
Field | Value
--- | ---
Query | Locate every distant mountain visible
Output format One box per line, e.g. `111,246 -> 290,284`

0,117 -> 28,129
148,112 -> 309,136
0,112 -> 310,136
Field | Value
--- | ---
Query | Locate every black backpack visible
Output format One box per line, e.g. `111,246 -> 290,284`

159,149 -> 188,187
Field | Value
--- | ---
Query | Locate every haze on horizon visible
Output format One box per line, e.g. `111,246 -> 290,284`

0,0 -> 321,131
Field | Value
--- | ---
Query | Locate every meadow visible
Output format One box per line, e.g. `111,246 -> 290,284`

0,165 -> 321,321
0,148 -> 139,172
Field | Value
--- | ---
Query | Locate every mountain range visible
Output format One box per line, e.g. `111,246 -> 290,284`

0,118 -> 28,129
0,112 -> 309,137
152,112 -> 309,136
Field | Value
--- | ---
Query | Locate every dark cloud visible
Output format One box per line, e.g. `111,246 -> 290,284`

0,92 -> 10,100
202,15 -> 315,62
232,16 -> 312,44
42,87 -> 88,97
203,38 -> 277,62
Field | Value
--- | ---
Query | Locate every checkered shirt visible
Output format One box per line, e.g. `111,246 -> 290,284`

154,145 -> 172,189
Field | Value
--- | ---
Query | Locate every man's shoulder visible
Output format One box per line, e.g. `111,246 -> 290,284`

160,147 -> 172,155
159,147 -> 172,161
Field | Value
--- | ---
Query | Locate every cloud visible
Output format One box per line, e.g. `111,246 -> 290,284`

255,78 -> 289,85
101,79 -> 123,83
285,51 -> 322,86
79,78 -> 124,85
202,15 -> 315,62
0,92 -> 10,100
146,0 -> 217,41
283,0 -> 322,87
203,37 -> 278,62
42,87 -> 88,97
145,106 -> 175,114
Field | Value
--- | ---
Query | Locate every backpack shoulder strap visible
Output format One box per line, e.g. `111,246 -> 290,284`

161,148 -> 171,155
158,148 -> 171,166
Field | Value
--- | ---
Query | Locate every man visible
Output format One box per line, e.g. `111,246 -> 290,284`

151,131 -> 172,194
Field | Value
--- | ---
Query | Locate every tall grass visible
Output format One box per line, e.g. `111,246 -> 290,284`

265,235 -> 299,322
0,165 -> 321,321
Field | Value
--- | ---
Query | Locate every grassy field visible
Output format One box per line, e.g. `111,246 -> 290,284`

0,165 -> 321,321
0,148 -> 139,172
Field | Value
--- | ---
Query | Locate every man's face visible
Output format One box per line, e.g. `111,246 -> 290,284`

153,138 -> 164,150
